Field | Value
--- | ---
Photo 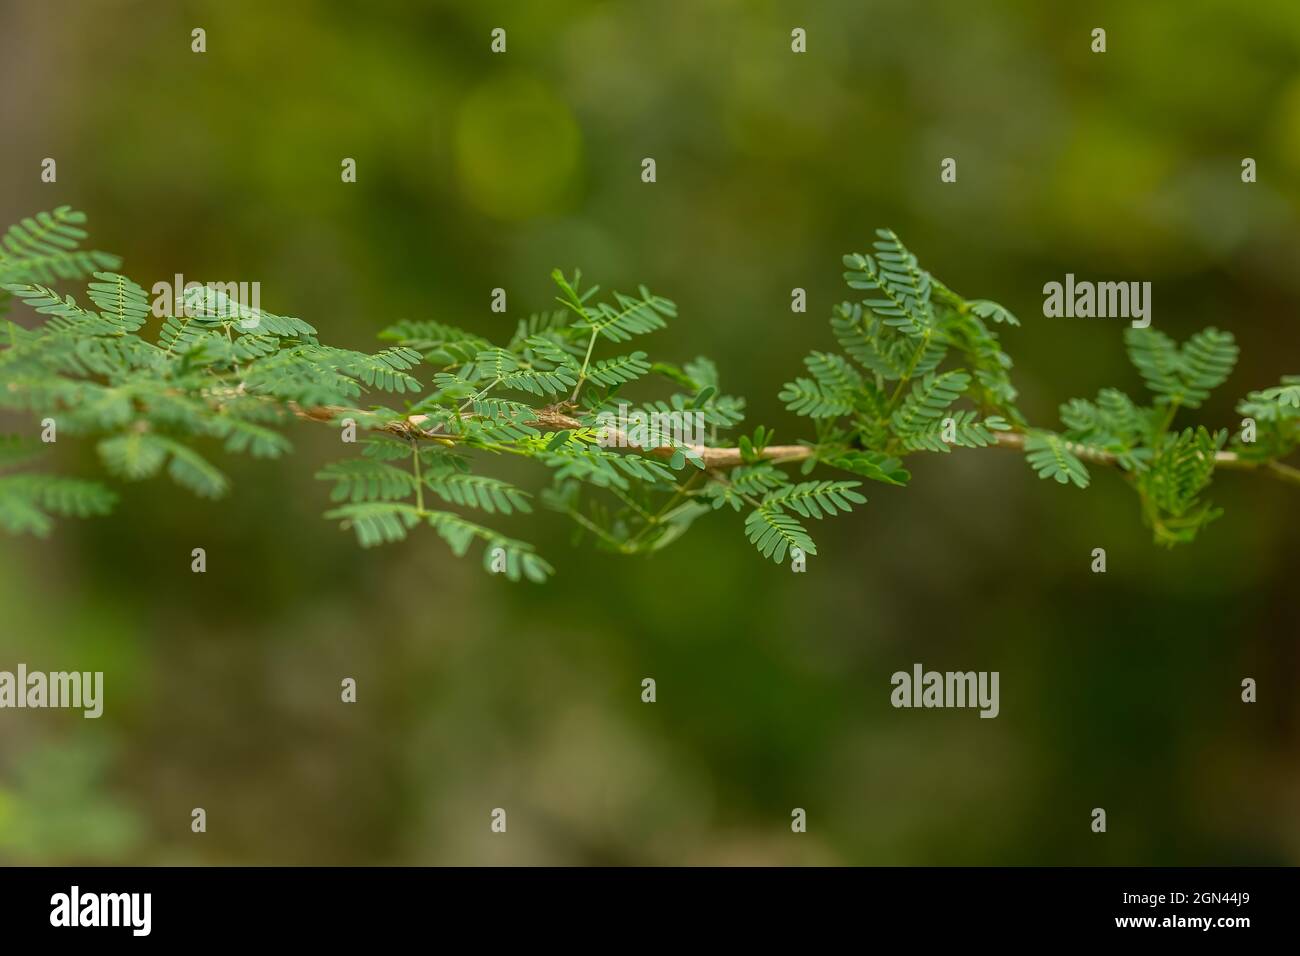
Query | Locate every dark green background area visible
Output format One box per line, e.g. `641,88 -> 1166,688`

0,0 -> 1297,864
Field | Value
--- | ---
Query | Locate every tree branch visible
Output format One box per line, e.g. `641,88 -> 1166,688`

292,402 -> 811,469
293,403 -> 1300,486
990,430 -> 1300,486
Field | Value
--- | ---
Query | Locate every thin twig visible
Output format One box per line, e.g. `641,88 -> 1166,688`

292,402 -> 1300,486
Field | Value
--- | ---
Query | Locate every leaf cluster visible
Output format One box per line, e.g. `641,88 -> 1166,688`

2,210 -> 1296,576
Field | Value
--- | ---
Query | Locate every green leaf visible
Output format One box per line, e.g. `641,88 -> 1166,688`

890,370 -> 971,436
1137,426 -> 1226,546
330,346 -> 423,393
0,474 -> 116,537
968,299 -> 1020,326
1023,431 -> 1090,489
898,409 -> 1007,453
823,450 -> 911,486
1179,328 -> 1238,404
424,473 -> 532,515
316,458 -> 417,503
98,431 -> 169,481
0,207 -> 120,285
779,354 -> 860,419
761,479 -> 866,519
744,507 -> 817,563
86,273 -> 151,332
1125,326 -> 1237,409
379,319 -> 491,365
501,364 -> 578,396
571,287 -> 675,342
704,463 -> 790,511
159,439 -> 229,498
841,230 -> 936,338
325,501 -> 421,547
1238,378 -> 1300,420
780,377 -> 849,419
424,511 -> 553,582
585,351 -> 651,388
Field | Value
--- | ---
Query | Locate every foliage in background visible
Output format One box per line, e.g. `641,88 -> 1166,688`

0,734 -> 142,863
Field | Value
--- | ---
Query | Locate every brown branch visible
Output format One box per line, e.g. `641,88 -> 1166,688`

293,402 -> 1300,486
292,402 -> 813,469
991,430 -> 1300,486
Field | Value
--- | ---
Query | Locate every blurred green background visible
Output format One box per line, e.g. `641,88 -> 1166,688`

1,0 -> 1298,865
